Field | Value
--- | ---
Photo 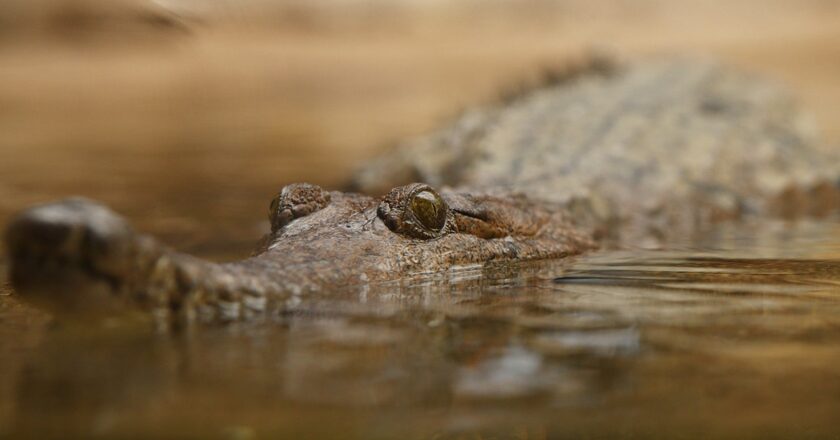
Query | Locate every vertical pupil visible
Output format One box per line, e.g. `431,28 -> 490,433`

411,190 -> 445,231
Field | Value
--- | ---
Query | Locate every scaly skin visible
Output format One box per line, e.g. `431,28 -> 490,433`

4,58 -> 840,323
5,184 -> 593,322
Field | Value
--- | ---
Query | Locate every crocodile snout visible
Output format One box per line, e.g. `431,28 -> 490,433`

4,198 -> 140,314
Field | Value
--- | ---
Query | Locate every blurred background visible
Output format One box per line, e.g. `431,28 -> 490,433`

1,0 -> 839,258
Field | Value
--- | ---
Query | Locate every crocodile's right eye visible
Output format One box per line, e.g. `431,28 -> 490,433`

269,183 -> 331,232
378,183 -> 451,239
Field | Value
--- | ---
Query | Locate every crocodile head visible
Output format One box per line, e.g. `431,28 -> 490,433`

4,183 -> 595,321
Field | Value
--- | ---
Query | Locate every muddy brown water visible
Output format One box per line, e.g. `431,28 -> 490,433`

3,1 -> 840,438
2,219 -> 840,438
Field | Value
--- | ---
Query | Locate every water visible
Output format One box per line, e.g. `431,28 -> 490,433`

2,219 -> 840,438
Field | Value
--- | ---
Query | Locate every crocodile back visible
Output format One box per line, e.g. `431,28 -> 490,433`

352,59 -> 840,238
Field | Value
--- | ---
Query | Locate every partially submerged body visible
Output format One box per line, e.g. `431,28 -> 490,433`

6,184 -> 593,321
5,58 -> 840,323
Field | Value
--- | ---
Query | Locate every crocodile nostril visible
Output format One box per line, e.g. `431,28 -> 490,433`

4,198 -> 137,276
6,213 -> 74,256
3,198 -> 143,313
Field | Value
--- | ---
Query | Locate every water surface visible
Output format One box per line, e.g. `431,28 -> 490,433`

2,219 -> 840,438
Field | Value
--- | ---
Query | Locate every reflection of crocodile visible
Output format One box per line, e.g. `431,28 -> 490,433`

5,58 -> 840,322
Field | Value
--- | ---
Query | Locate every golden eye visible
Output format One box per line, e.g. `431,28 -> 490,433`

378,183 -> 449,239
410,190 -> 446,232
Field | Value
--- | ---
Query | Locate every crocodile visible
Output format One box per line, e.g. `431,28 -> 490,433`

4,58 -> 840,323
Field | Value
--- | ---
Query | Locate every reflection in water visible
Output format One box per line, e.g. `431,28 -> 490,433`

12,326 -> 178,437
2,220 -> 840,438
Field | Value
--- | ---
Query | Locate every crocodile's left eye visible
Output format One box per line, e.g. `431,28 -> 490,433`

378,183 -> 450,239
410,189 -> 446,232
